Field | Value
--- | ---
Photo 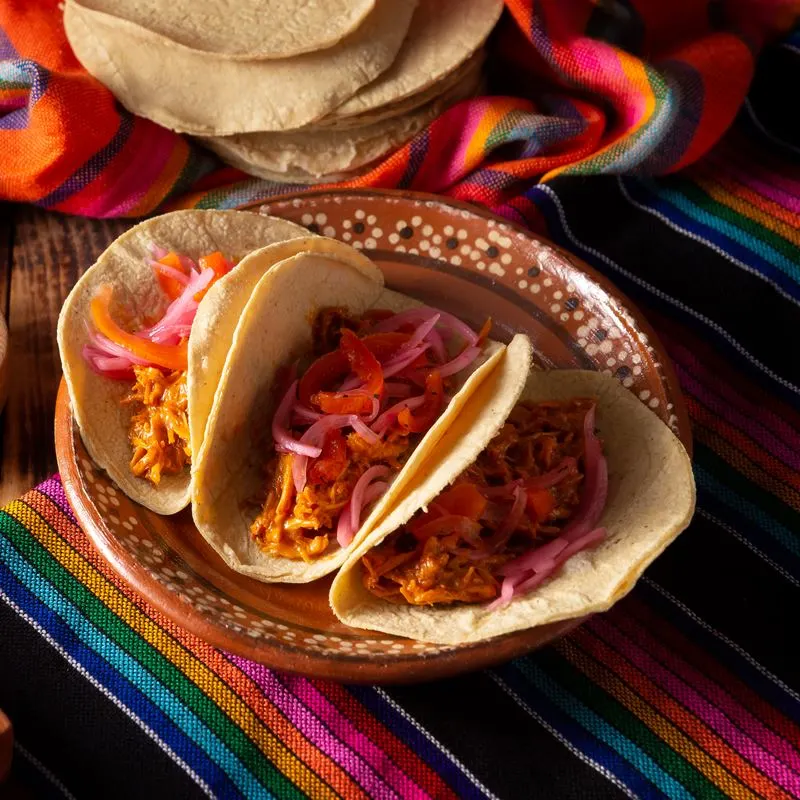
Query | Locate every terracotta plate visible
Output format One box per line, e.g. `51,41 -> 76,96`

56,189 -> 691,684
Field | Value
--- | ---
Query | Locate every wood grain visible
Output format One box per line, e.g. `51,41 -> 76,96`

0,207 -> 131,505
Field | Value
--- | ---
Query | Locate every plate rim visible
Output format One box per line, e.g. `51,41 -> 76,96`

55,188 -> 692,683
253,187 -> 691,452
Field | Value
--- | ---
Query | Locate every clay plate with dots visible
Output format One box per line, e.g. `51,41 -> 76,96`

56,189 -> 691,683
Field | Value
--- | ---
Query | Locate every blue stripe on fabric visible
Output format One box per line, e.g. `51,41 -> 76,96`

493,662 -> 668,800
39,115 -> 136,207
347,685 -> 491,800
624,177 -> 800,289
0,532 -> 268,798
0,561 -> 240,798
503,659 -> 693,799
524,183 -> 800,405
695,463 -> 800,560
400,129 -> 428,189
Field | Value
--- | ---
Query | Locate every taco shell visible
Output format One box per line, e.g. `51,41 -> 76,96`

192,251 -> 512,582
57,209 -> 307,515
330,369 -> 695,643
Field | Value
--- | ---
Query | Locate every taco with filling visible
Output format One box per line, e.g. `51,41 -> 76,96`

57,209 -> 369,514
192,244 -> 531,583
330,364 -> 695,643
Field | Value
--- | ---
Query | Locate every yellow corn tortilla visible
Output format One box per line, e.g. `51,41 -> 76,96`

57,210 -> 307,515
63,0 -> 417,135
192,252 -> 513,583
312,51 -> 485,132
330,369 -> 696,643
188,236 -> 384,459
77,0 -> 376,61
200,64 -> 483,182
332,0 -> 502,119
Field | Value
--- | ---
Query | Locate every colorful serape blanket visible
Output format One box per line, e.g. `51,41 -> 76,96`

3,44 -> 800,797
3,2 -> 800,799
0,0 -> 798,215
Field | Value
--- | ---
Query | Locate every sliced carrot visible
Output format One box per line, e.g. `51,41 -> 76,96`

90,285 -> 187,371
153,251 -> 189,300
195,251 -> 232,301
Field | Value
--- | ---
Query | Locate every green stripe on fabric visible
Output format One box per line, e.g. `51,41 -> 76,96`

2,506 -> 306,800
695,445 -> 800,557
525,648 -> 727,800
669,179 -> 800,267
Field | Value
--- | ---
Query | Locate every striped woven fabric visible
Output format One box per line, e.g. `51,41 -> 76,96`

3,37 -> 800,798
3,5 -> 800,800
1,1 -> 799,216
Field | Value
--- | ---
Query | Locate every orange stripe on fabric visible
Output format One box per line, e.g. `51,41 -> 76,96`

690,412 -> 800,512
691,166 -> 800,235
543,61 -> 659,181
557,636 -> 763,800
7,498 -> 340,800
24,491 -> 372,800
625,597 -> 800,749
575,626 -> 791,800
27,489 -> 444,800
129,141 -> 192,218
688,396 -> 800,492
29,493 -> 375,800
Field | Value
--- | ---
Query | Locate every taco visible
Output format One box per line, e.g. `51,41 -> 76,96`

192,246 -> 531,583
56,209 -> 339,514
330,366 -> 695,643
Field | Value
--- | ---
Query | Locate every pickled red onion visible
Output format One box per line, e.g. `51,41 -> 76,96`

436,346 -> 481,378
272,381 -> 323,459
150,260 -> 189,286
144,268 -> 214,343
290,412 -> 381,492
425,327 -> 447,363
524,457 -> 578,490
487,405 -> 608,609
372,307 -> 478,346
403,314 -> 440,352
382,344 -> 430,378
340,465 -> 391,546
371,395 -> 426,435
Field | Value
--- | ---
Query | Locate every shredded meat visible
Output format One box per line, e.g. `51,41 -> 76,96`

250,431 -> 412,562
312,307 -> 360,354
123,366 -> 190,484
361,398 -> 595,605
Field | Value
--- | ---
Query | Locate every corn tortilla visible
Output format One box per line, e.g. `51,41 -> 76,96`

330,369 -> 695,643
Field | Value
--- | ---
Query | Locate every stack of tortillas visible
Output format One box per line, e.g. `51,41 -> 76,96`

64,0 -> 503,183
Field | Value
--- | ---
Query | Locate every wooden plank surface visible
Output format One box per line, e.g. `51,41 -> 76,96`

0,207 -> 131,505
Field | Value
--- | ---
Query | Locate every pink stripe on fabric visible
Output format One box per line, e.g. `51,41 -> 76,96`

675,363 -> 800,471
713,155 -> 800,214
230,658 -> 423,799
228,656 -> 398,799
572,40 -> 647,129
441,102 -> 490,185
662,331 -> 800,447
279,674 -> 431,800
598,614 -> 800,778
589,619 -> 800,792
81,129 -> 176,217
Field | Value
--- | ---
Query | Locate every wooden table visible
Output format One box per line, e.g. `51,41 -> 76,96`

0,205 -> 131,506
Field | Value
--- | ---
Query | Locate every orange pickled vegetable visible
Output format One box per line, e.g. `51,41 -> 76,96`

90,285 -> 187,371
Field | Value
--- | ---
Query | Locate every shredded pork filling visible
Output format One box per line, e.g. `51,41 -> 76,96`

251,432 -> 411,562
124,366 -> 191,485
361,399 -> 594,606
